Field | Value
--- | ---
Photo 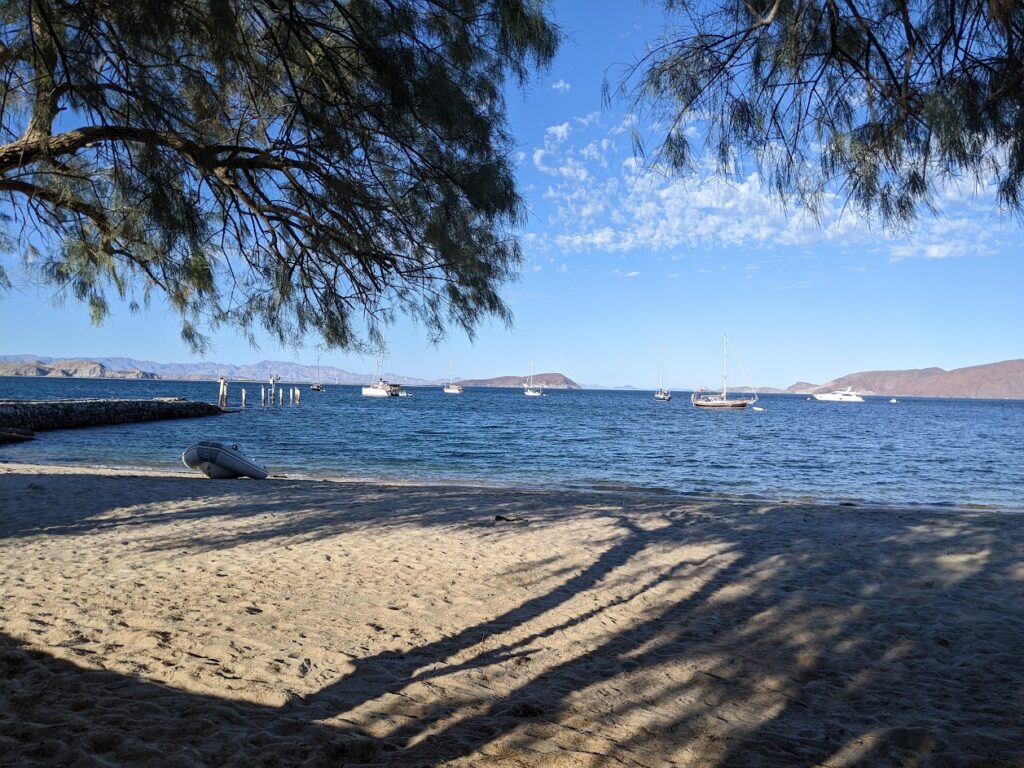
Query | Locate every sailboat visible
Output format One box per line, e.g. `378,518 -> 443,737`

654,347 -> 671,401
523,362 -> 543,397
442,361 -> 464,394
362,356 -> 401,397
310,352 -> 324,391
691,335 -> 757,410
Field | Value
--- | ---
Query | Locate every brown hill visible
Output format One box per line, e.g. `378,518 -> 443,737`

814,359 -> 1024,399
0,359 -> 157,380
458,372 -> 580,389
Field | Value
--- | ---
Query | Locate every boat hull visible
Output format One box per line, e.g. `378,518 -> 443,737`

692,399 -> 752,409
182,441 -> 268,480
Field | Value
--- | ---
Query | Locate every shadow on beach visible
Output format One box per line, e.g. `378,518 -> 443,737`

2,468 -> 1023,766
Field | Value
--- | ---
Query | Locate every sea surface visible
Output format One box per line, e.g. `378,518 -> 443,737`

2,377 -> 1023,509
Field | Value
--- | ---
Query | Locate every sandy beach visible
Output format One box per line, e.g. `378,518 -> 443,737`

1,462 -> 1022,766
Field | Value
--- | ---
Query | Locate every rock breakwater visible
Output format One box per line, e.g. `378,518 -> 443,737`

0,398 -> 223,440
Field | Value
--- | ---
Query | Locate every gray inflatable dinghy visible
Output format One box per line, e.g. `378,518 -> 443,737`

182,441 -> 268,479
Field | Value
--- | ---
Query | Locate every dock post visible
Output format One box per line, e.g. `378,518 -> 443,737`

261,386 -> 266,406
295,388 -> 301,405
278,389 -> 283,405
241,388 -> 247,408
218,378 -> 228,408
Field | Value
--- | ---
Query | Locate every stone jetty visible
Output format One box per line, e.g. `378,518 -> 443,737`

0,398 -> 224,443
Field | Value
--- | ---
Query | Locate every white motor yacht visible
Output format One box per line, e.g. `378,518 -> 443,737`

812,387 -> 865,403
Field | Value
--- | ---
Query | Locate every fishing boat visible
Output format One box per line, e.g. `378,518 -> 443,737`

443,361 -> 464,394
691,335 -> 757,410
182,441 -> 268,480
654,347 -> 671,401
889,398 -> 898,404
812,387 -> 864,403
524,362 -> 544,397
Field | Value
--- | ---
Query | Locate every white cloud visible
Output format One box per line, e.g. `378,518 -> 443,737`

527,110 -> 1011,262
611,114 -> 638,135
888,240 -> 992,262
558,262 -> 569,273
551,79 -> 571,93
546,122 -> 571,143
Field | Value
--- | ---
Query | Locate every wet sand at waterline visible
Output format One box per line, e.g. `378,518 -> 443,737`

1,463 -> 1022,766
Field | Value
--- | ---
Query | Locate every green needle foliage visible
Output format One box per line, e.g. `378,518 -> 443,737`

625,0 -> 1024,228
0,0 -> 558,351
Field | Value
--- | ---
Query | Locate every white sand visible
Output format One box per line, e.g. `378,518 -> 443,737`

1,462 -> 1022,766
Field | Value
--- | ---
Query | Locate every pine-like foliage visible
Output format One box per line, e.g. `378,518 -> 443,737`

627,0 -> 1024,227
0,0 -> 558,350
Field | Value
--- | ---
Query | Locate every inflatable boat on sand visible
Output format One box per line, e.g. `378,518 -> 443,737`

182,441 -> 268,479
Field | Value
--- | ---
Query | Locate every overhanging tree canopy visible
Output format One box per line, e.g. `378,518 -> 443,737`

626,0 -> 1024,226
0,0 -> 557,350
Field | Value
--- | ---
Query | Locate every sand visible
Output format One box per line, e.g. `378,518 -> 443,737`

1,462 -> 1022,767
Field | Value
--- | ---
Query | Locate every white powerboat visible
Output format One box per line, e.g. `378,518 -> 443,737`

182,441 -> 268,480
812,387 -> 865,403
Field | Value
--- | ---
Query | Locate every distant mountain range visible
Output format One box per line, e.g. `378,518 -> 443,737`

1,355 -> 1021,398
458,373 -> 579,389
799,359 -> 1024,399
0,355 -> 581,389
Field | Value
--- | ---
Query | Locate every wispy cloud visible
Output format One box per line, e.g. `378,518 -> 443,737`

527,113 -> 1012,265
551,79 -> 571,93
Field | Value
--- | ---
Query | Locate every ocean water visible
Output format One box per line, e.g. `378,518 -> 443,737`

2,377 -> 1023,509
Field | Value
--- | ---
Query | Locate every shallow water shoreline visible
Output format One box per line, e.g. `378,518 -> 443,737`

2,457 -> 1015,513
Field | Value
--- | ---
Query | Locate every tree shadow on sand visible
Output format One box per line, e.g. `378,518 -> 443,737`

2,470 -> 1023,766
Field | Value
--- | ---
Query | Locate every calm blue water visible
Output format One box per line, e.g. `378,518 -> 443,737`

2,377 -> 1023,508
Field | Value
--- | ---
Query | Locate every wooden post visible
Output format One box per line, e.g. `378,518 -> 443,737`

295,388 -> 301,405
278,389 -> 283,405
261,385 -> 266,406
241,388 -> 247,408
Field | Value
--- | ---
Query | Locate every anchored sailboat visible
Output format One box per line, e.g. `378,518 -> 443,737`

442,361 -> 464,394
655,347 -> 671,401
362,356 -> 402,397
524,362 -> 543,397
310,352 -> 324,391
691,335 -> 757,410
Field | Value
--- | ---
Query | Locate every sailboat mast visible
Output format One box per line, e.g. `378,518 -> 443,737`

722,334 -> 728,397
659,347 -> 665,388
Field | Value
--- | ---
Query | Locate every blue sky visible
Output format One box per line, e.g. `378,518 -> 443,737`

2,2 -> 1022,389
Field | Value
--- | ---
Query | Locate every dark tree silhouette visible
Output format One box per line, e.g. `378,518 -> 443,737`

0,0 -> 558,350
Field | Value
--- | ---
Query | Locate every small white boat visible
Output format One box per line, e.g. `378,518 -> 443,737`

443,361 -> 464,394
654,347 -> 671,401
692,335 -> 757,410
752,406 -> 766,412
812,387 -> 865,403
889,397 -> 898,404
182,441 -> 268,480
524,362 -> 544,397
